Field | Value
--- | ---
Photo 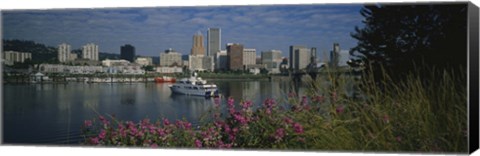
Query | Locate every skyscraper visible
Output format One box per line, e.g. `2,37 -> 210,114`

82,43 -> 99,61
121,44 -> 135,62
330,43 -> 340,68
207,28 -> 221,57
227,43 -> 244,70
191,31 -> 205,56
294,47 -> 311,71
58,43 -> 72,63
289,45 -> 305,70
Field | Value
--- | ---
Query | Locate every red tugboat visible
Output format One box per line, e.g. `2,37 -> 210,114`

155,76 -> 176,83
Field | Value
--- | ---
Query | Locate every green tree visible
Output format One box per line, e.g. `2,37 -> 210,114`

350,4 -> 467,81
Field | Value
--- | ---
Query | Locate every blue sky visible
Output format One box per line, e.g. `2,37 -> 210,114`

2,4 -> 364,60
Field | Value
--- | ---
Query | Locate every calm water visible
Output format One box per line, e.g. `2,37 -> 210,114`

3,80 -> 309,145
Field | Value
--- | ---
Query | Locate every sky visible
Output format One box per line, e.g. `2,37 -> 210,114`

2,4 -> 364,60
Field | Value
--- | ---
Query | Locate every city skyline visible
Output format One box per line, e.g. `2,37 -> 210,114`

2,4 -> 363,60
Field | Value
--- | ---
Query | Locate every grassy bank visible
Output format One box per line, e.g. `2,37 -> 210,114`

81,68 -> 467,153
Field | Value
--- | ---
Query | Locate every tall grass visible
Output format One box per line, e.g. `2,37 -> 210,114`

81,67 -> 468,153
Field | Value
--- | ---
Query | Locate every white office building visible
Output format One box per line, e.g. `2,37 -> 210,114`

58,43 -> 74,63
135,57 -> 153,66
2,51 -> 32,65
243,48 -> 256,67
82,43 -> 99,61
160,48 -> 182,67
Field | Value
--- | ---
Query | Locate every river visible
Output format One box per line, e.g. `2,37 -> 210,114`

3,80 -> 312,145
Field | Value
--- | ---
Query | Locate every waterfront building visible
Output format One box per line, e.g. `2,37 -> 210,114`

102,59 -> 131,67
160,48 -> 182,67
215,50 -> 228,71
2,51 -> 32,65
39,64 -> 103,74
121,44 -> 136,62
243,48 -> 256,66
135,57 -> 153,66
156,66 -> 183,74
82,43 -> 99,61
191,31 -> 205,56
226,43 -> 244,70
58,43 -> 73,63
207,28 -> 221,57
261,50 -> 282,73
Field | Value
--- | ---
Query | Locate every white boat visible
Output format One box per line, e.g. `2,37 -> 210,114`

169,72 -> 219,97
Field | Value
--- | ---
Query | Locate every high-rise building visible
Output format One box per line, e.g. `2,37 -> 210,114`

310,47 -> 317,64
289,45 -> 305,70
191,31 -> 205,56
58,43 -> 72,63
160,48 -> 182,67
330,43 -> 340,68
243,48 -> 256,66
121,44 -> 136,62
261,50 -> 282,73
290,46 -> 312,72
226,43 -> 244,70
215,50 -> 228,70
207,28 -> 221,57
82,43 -> 99,61
3,51 -> 32,65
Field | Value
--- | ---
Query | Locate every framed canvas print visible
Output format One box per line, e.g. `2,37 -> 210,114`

1,1 -> 479,155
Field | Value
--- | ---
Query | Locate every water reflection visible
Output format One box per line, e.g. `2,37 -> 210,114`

3,80 -> 319,145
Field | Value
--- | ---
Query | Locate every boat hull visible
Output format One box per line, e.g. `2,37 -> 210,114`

169,86 -> 219,97
155,77 -> 176,83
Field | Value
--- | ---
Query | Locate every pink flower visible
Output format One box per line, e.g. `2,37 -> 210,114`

227,97 -> 235,108
84,120 -> 93,127
301,95 -> 308,105
241,101 -> 253,109
263,98 -> 276,108
195,139 -> 202,148
90,137 -> 100,144
183,121 -> 192,129
163,118 -> 170,126
233,113 -> 248,125
98,115 -> 109,125
274,128 -> 285,141
157,128 -> 166,136
336,105 -> 344,114
293,123 -> 304,134
150,143 -> 158,148
284,117 -> 293,124
265,108 -> 271,115
98,129 -> 107,139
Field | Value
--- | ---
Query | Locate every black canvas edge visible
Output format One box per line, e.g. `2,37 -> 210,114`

468,2 -> 479,154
